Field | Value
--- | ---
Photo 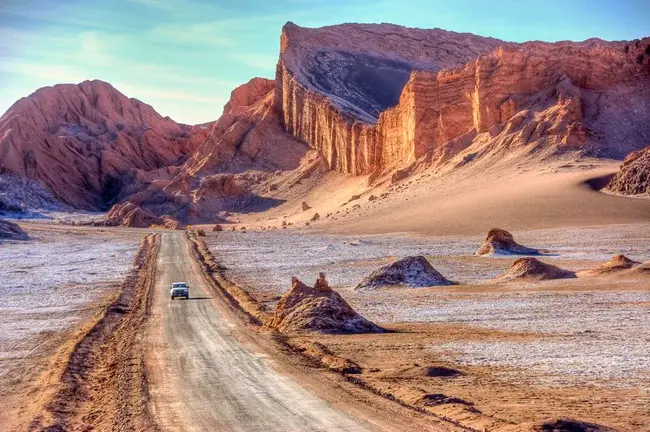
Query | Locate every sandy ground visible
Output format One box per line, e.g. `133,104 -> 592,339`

233,158 -> 650,236
0,225 -> 142,427
2,154 -> 649,431
205,224 -> 650,430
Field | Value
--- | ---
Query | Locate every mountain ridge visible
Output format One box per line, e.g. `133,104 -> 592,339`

2,22 -> 649,224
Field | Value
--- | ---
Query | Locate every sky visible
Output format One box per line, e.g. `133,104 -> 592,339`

1,0 -> 648,125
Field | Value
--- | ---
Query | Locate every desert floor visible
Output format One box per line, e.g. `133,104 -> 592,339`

2,159 -> 649,431
205,222 -> 650,431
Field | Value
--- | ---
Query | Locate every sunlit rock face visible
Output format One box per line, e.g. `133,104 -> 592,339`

276,22 -> 505,175
276,22 -> 650,175
606,146 -> 650,197
0,79 -> 207,210
107,77 -> 312,225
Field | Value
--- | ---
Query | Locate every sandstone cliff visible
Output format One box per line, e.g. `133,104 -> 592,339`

0,80 -> 208,210
276,23 -> 650,176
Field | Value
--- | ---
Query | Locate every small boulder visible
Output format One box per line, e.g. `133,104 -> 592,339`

476,228 -> 543,256
212,224 -> 224,232
302,201 -> 311,211
0,219 -> 29,240
271,274 -> 383,334
495,258 -> 575,281
355,256 -> 452,290
311,213 -> 320,222
196,229 -> 206,237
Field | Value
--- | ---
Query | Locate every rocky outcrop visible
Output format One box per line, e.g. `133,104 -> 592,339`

475,228 -> 543,256
605,146 -> 650,196
271,274 -> 383,334
0,174 -> 66,215
277,23 -> 650,175
495,258 -> 576,281
580,254 -> 640,276
355,256 -> 452,290
536,418 -> 614,432
104,202 -> 162,228
0,80 -> 207,210
0,219 -> 29,240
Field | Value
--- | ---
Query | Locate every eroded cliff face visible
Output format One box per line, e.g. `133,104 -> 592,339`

109,77 -> 313,224
276,22 -> 506,175
276,23 -> 650,176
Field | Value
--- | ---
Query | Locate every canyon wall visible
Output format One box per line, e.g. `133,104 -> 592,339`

276,23 -> 650,175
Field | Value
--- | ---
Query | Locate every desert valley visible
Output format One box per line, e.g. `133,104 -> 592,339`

1,19 -> 650,432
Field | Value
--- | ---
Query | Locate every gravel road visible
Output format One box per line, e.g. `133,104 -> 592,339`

147,232 -> 370,431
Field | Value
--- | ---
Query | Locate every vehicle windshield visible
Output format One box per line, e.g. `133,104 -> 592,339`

172,283 -> 187,288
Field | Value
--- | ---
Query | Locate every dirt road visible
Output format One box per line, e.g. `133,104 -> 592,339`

147,232 -> 372,431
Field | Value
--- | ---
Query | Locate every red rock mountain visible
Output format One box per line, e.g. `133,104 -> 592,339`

111,77 -> 313,223
2,23 -> 649,224
0,80 -> 208,210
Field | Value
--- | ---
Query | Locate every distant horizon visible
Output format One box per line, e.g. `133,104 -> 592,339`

2,0 -> 649,124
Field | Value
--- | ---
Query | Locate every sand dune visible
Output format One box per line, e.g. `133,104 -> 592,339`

281,159 -> 650,237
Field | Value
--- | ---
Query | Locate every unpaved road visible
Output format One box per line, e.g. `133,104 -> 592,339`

148,232 -> 371,431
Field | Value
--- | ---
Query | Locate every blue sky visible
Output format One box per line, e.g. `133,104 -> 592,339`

1,0 -> 648,124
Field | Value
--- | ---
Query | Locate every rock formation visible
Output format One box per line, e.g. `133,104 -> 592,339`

605,146 -> 650,196
107,78 -> 314,224
580,254 -> 640,276
103,202 -> 163,228
536,418 -> 614,432
212,224 -> 224,231
475,228 -> 542,256
0,80 -> 207,210
277,23 -> 650,175
495,258 -> 575,281
271,274 -> 383,334
3,24 -> 650,223
0,174 -> 67,215
355,256 -> 452,290
0,219 -> 29,240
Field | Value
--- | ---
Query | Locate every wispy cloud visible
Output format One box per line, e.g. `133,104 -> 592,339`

229,52 -> 278,70
113,82 -> 225,105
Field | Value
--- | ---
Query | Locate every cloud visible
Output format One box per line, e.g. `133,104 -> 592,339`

0,57 -> 86,83
114,82 -> 227,105
229,52 -> 278,70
